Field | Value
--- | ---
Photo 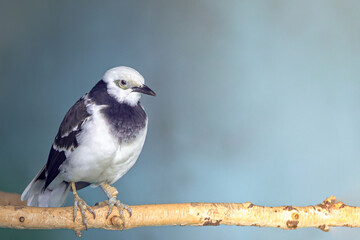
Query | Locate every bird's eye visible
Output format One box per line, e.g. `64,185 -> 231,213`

114,80 -> 128,89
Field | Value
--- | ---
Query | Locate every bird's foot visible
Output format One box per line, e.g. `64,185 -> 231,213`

73,194 -> 96,230
72,182 -> 95,230
101,183 -> 132,230
105,196 -> 132,230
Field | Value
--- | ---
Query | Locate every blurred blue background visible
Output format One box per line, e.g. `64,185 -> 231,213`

1,0 -> 360,239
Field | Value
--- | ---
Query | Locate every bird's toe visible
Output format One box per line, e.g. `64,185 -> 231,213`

104,197 -> 132,230
73,195 -> 96,230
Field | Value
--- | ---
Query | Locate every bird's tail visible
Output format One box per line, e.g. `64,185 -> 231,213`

21,166 -> 71,207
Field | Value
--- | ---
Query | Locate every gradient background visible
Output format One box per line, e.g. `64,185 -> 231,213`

1,1 -> 360,239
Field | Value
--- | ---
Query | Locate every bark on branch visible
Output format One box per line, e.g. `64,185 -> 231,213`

1,191 -> 360,234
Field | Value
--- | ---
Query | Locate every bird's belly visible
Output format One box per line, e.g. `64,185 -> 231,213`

59,110 -> 147,184
100,134 -> 146,184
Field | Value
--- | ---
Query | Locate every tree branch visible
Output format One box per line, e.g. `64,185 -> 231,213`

1,191 -> 360,234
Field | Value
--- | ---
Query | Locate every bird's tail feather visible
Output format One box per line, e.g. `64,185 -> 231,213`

21,166 -> 71,207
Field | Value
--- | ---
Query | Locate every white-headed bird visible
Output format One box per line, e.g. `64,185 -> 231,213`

21,66 -> 155,229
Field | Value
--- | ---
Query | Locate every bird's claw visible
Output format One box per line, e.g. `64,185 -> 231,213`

73,195 -> 96,230
105,196 -> 132,230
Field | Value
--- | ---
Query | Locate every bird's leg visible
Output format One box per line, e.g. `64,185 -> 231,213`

71,182 -> 96,230
100,183 -> 132,229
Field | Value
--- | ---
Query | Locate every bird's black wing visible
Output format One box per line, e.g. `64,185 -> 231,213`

43,95 -> 91,189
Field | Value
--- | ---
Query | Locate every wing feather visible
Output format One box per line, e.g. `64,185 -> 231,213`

43,95 -> 91,189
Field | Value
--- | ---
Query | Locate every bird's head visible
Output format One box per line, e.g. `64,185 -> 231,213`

102,66 -> 156,106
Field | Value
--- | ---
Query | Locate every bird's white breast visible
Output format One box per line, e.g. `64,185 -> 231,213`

59,104 -> 147,185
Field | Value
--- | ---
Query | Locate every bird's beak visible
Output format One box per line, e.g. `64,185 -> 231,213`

132,84 -> 156,96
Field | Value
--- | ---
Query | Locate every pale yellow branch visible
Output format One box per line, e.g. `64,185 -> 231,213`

0,191 -> 360,232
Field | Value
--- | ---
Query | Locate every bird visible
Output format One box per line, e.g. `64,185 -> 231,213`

21,66 -> 156,229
